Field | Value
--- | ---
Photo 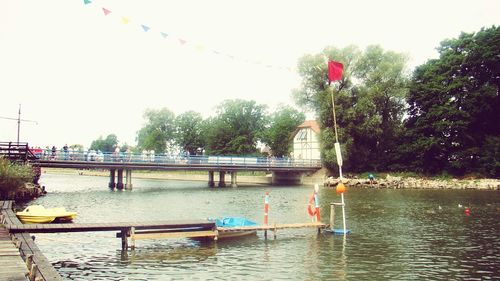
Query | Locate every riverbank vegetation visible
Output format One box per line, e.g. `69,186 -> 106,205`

0,157 -> 34,199
81,26 -> 498,179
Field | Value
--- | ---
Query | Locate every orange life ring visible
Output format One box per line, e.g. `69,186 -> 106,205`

307,194 -> 317,216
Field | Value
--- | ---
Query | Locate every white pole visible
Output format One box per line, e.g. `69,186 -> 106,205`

341,193 -> 346,234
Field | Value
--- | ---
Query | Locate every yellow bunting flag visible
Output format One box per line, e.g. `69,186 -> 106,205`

121,17 -> 130,24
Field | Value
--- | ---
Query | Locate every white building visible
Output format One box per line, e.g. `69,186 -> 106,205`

292,120 -> 321,160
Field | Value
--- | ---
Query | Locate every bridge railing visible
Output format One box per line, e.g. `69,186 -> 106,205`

37,149 -> 322,168
0,142 -> 38,162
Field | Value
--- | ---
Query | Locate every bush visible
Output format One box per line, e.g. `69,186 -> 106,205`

0,157 -> 34,197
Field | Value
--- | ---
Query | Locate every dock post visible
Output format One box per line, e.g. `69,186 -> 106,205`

125,169 -> 133,190
130,227 -> 136,250
26,254 -> 34,274
230,172 -> 237,187
109,169 -> 116,188
218,171 -> 226,187
208,171 -> 215,187
121,229 -> 128,250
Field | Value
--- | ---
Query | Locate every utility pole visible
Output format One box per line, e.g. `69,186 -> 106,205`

0,104 -> 38,143
17,104 -> 21,143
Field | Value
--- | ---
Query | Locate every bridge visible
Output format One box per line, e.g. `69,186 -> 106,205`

1,143 -> 322,188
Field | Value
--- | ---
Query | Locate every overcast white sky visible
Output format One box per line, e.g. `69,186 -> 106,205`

1,0 -> 498,148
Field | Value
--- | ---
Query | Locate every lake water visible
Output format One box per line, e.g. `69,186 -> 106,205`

20,173 -> 500,280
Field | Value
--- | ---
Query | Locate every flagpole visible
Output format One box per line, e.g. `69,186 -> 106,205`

331,85 -> 346,234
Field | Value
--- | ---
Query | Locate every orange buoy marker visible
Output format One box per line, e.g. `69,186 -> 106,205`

465,207 -> 470,216
336,182 -> 346,194
264,192 -> 270,225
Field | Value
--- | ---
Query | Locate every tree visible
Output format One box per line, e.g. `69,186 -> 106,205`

262,105 -> 305,157
205,99 -> 267,155
136,108 -> 176,153
90,134 -> 118,152
405,26 -> 500,176
293,45 -> 409,173
174,111 -> 205,155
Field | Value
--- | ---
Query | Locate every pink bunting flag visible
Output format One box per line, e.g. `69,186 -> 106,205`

178,38 -> 187,45
102,8 -> 111,16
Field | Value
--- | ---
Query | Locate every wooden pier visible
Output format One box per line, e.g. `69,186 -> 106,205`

0,226 -> 28,281
1,200 -> 328,280
1,200 -> 63,281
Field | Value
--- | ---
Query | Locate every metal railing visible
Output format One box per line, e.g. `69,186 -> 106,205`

35,149 -> 322,168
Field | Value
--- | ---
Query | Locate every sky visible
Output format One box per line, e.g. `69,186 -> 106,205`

1,0 -> 499,149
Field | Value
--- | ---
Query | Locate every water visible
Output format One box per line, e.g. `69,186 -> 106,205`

20,173 -> 500,280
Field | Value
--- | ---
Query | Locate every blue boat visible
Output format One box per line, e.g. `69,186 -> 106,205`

214,217 -> 258,227
325,229 -> 351,235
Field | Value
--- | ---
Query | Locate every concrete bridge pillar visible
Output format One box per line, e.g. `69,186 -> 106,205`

230,171 -> 238,187
208,171 -> 215,187
125,169 -> 133,190
109,169 -> 116,188
218,171 -> 226,187
116,169 -> 124,189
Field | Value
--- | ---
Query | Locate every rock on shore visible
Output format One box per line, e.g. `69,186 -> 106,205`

324,175 -> 500,190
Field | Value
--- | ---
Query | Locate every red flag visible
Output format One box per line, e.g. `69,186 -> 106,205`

328,60 -> 343,83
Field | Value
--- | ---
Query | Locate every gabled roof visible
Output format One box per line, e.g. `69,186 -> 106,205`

291,120 -> 321,139
297,120 -> 321,134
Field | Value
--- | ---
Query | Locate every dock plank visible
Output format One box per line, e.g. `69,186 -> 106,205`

7,219 -> 216,234
133,230 -> 217,240
0,225 -> 28,281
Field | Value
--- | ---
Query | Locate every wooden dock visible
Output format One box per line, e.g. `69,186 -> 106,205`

0,226 -> 28,281
1,199 -> 328,280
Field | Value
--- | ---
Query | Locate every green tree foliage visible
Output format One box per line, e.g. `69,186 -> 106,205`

90,134 -> 118,152
205,99 -> 267,155
0,157 -> 33,198
174,111 -> 205,155
136,108 -> 176,153
262,105 -> 305,157
405,26 -> 500,177
293,45 -> 409,172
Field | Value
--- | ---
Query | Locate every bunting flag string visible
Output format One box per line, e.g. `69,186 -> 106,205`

82,0 -> 296,72
102,8 -> 111,16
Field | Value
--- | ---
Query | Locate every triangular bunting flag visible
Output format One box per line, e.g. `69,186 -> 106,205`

160,32 -> 168,38
84,0 -> 92,5
121,17 -> 130,24
141,25 -> 150,32
102,8 -> 111,16
178,38 -> 187,45
195,44 -> 205,52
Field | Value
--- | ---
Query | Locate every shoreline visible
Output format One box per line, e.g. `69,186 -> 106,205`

325,175 -> 500,190
41,168 -> 500,190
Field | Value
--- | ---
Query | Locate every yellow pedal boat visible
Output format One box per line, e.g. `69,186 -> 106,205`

16,205 -> 77,224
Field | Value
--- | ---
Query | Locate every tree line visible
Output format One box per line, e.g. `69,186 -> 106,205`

293,26 -> 499,178
90,101 -> 305,158
90,26 -> 498,178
